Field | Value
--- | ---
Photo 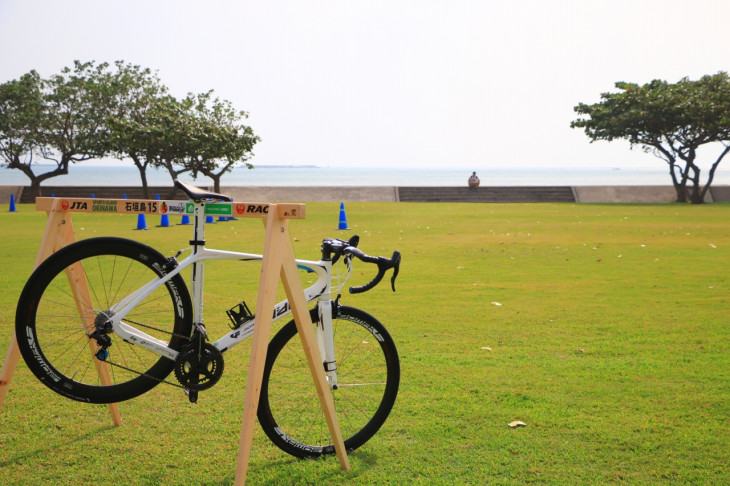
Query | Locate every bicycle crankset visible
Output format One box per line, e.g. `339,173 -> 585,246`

174,342 -> 224,392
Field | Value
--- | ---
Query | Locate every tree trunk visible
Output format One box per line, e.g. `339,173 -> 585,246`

7,153 -> 69,197
700,144 -> 730,204
673,183 -> 688,203
687,162 -> 704,204
669,163 -> 688,202
130,154 -> 150,199
28,159 -> 70,197
689,186 -> 704,204
211,174 -> 222,194
29,178 -> 42,198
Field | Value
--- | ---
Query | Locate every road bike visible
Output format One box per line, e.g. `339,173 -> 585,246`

14,180 -> 401,458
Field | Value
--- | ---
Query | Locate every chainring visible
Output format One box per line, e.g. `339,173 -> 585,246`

174,342 -> 224,391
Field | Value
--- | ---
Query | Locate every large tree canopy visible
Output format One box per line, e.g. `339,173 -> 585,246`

182,91 -> 259,193
1,60 -> 258,196
571,72 -> 730,203
104,62 -> 172,198
1,62 -> 115,196
0,71 -> 44,184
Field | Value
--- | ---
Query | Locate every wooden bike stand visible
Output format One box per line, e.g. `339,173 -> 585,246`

0,196 -> 350,485
0,198 -> 122,425
234,206 -> 351,485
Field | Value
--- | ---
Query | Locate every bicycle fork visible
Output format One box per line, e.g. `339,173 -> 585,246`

317,298 -> 339,390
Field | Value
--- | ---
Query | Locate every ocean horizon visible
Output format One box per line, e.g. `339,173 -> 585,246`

2,164 -> 730,187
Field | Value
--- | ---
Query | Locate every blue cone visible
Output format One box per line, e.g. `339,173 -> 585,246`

206,215 -> 215,224
179,215 -> 191,225
135,213 -> 148,230
337,202 -> 349,230
9,194 -> 17,212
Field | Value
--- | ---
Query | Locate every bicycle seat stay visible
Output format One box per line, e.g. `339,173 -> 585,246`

175,179 -> 233,202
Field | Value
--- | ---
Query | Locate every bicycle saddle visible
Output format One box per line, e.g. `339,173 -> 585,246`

174,179 -> 233,202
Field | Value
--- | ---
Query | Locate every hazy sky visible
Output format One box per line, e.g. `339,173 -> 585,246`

1,0 -> 728,169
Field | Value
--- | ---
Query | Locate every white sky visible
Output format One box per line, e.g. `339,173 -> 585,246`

1,0 -> 728,169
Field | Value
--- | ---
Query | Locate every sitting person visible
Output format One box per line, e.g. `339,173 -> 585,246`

468,171 -> 480,189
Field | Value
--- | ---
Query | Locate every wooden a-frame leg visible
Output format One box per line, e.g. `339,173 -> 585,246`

0,336 -> 21,409
279,230 -> 351,472
234,208 -> 289,485
234,207 -> 349,486
64,260 -> 123,426
0,201 -> 122,426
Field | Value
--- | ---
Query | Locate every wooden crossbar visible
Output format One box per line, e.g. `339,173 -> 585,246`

34,196 -> 306,219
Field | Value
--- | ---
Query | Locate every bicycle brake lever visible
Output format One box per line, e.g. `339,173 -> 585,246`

389,251 -> 401,292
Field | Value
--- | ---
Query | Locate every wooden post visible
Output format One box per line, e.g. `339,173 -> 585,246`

0,335 -> 20,409
0,199 -> 122,425
234,205 -> 350,485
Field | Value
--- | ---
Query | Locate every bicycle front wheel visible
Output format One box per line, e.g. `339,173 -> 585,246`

258,305 -> 400,458
15,237 -> 193,403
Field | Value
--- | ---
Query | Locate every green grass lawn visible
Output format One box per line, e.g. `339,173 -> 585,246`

0,200 -> 728,485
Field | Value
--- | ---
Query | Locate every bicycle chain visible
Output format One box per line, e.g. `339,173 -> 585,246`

99,357 -> 186,390
94,318 -> 194,391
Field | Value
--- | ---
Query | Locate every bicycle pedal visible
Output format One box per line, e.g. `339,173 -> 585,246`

185,389 -> 199,404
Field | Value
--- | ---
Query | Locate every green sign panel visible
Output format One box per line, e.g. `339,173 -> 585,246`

204,203 -> 232,216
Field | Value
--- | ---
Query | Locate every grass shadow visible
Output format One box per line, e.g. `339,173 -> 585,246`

0,424 -> 118,468
208,449 -> 380,486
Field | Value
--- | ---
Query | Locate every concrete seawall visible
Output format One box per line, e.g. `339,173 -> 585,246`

2,185 -> 729,204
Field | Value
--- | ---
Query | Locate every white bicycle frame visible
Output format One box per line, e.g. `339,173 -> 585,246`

104,199 -> 342,387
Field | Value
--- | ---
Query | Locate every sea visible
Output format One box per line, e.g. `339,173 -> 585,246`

2,164 -> 730,187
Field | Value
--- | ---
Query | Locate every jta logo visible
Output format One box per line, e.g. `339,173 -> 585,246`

69,201 -> 88,210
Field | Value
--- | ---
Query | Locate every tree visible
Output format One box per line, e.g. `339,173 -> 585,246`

107,86 -> 259,196
571,73 -> 730,203
0,61 -> 119,196
181,91 -> 259,193
3,61 -> 259,196
0,72 -> 45,186
140,95 -> 196,195
104,62 -> 175,198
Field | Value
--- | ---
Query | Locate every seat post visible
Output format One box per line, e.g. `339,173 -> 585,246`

190,200 -> 207,328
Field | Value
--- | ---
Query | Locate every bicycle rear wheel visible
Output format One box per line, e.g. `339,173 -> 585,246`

15,237 -> 193,403
258,305 -> 399,458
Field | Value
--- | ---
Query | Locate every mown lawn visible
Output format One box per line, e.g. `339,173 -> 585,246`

0,200 -> 728,485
